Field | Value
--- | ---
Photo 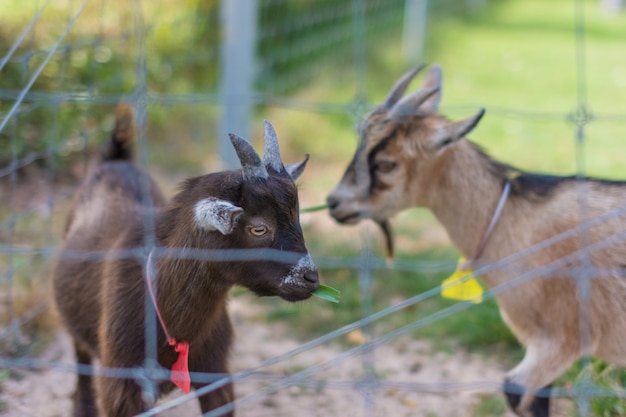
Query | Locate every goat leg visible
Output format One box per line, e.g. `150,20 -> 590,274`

72,341 -> 98,417
192,336 -> 235,416
196,381 -> 235,416
96,374 -> 147,417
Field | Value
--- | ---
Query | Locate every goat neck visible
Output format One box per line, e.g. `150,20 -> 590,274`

149,247 -> 229,344
423,140 -> 510,260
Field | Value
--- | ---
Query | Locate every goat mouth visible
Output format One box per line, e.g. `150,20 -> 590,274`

281,291 -> 314,302
332,212 -> 363,224
278,283 -> 318,302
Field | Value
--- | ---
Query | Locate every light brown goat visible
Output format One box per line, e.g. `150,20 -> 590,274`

52,106 -> 319,417
327,64 -> 626,417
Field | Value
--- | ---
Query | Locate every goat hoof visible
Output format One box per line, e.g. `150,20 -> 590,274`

530,385 -> 552,417
503,379 -> 551,417
503,379 -> 523,412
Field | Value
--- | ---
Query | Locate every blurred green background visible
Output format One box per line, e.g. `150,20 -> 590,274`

1,0 -> 626,415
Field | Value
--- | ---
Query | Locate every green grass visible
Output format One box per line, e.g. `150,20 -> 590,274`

424,0 -> 626,179
0,368 -> 8,413
259,0 -> 626,303
264,0 -> 626,213
471,393 -> 509,417
557,359 -> 626,416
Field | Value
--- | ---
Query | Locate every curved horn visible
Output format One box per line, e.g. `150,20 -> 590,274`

229,133 -> 268,180
388,85 -> 440,121
262,120 -> 284,173
383,64 -> 426,108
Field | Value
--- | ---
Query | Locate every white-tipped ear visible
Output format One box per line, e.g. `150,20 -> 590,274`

194,198 -> 243,235
285,154 -> 309,181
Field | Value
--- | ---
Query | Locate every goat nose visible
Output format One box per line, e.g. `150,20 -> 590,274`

326,196 -> 340,210
303,269 -> 319,284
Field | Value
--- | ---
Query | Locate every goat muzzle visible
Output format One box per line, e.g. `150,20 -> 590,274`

279,254 -> 319,301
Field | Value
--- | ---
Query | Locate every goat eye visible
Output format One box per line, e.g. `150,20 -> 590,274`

248,225 -> 268,236
376,161 -> 397,174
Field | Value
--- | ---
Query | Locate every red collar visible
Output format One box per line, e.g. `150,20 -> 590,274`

146,250 -> 191,393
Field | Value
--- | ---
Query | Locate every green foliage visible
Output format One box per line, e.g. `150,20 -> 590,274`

257,0 -> 405,95
560,359 -> 626,417
0,0 -> 221,168
471,394 -> 508,417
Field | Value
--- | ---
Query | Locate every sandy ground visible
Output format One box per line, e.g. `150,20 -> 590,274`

1,172 -> 576,417
0,294 -> 523,417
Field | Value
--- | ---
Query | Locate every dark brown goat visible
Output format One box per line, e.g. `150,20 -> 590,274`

52,106 -> 319,417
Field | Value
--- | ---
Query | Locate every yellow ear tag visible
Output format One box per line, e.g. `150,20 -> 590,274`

441,257 -> 484,303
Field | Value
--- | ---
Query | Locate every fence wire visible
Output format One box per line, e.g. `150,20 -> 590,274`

2,0 -> 626,416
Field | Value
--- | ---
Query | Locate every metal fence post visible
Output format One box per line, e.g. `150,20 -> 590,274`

402,0 -> 428,64
219,0 -> 258,169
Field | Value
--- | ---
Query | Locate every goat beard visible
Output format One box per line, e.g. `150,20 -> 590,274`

375,220 -> 394,260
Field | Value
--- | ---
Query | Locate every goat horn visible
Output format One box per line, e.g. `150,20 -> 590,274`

229,133 -> 269,180
388,85 -> 440,121
262,120 -> 284,173
383,64 -> 426,108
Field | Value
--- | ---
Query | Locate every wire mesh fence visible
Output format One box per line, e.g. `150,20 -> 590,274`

2,0 -> 626,416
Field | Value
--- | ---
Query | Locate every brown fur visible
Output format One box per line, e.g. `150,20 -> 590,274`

328,65 -> 626,416
52,106 -> 318,416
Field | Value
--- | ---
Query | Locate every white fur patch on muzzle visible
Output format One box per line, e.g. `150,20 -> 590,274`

282,254 -> 316,287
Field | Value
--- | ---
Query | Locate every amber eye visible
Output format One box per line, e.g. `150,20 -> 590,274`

249,225 -> 268,236
376,161 -> 397,174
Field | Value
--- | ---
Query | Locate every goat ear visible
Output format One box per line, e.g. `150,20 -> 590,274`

194,197 -> 244,235
436,108 -> 486,149
418,64 -> 442,113
285,154 -> 309,181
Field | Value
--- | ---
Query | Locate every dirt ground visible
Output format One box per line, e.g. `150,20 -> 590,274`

0,294 -> 524,417
1,168 -> 579,417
